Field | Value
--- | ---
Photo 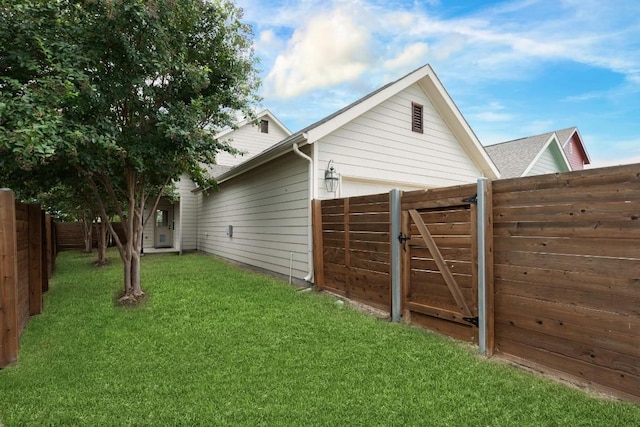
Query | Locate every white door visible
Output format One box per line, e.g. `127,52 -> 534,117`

154,209 -> 173,248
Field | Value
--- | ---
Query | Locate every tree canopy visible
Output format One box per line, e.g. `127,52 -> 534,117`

0,0 -> 261,299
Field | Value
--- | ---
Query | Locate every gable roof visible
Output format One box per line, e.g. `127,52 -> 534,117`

486,131 -> 571,178
556,126 -> 591,165
215,64 -> 500,183
214,109 -> 292,140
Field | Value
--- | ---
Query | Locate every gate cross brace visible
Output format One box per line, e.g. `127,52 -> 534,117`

408,209 -> 473,318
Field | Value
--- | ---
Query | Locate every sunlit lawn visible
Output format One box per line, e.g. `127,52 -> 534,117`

0,249 -> 638,426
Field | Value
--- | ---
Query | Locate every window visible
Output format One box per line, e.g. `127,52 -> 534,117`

155,210 -> 169,227
411,102 -> 423,133
260,119 -> 269,133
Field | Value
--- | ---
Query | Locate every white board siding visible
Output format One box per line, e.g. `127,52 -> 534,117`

215,121 -> 290,167
527,145 -> 569,176
198,151 -> 310,279
315,83 -> 482,199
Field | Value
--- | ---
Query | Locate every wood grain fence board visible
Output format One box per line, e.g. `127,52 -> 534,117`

406,301 -> 472,326
410,258 -> 473,276
349,257 -> 390,274
409,221 -> 471,236
495,278 -> 639,316
416,208 -> 471,224
493,183 -> 639,208
27,205 -> 43,316
402,183 -> 477,205
410,311 -> 477,342
312,200 -> 325,290
493,236 -> 640,259
409,287 -> 475,308
492,163 -> 640,193
496,337 -> 640,398
0,190 -> 19,367
350,249 -> 391,264
493,220 -> 640,239
40,210 -> 48,293
494,308 -> 639,358
15,203 -> 29,334
349,240 -> 390,253
495,293 -> 639,340
494,264 -> 639,298
494,250 -> 640,281
494,200 -> 640,223
346,192 -> 389,206
496,316 -> 640,377
410,247 -> 472,262
348,212 -> 390,223
348,232 -> 389,243
45,214 -> 52,278
349,222 -> 391,232
410,269 -> 473,289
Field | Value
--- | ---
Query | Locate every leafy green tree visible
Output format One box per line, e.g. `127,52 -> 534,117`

1,0 -> 260,300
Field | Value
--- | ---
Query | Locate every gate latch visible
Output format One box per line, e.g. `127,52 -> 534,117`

462,194 -> 478,204
463,316 -> 479,327
398,233 -> 411,251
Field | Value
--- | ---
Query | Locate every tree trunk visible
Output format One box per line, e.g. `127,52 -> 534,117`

80,214 -> 93,253
96,220 -> 107,265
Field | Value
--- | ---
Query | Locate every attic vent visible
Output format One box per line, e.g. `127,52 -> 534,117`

411,102 -> 423,133
260,119 -> 269,134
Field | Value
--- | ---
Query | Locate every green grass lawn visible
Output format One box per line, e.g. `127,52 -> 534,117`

1,250 -> 638,426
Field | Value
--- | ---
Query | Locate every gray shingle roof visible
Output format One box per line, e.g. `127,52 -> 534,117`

485,132 -> 555,178
554,127 -> 577,146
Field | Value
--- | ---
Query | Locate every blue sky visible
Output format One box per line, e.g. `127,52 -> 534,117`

237,0 -> 640,168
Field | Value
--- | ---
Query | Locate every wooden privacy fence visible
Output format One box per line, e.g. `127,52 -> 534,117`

0,189 -> 54,367
56,221 -> 126,251
312,163 -> 639,401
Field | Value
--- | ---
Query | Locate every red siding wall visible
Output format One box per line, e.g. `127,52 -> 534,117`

563,135 -> 587,170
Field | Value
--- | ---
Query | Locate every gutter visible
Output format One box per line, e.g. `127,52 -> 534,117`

292,142 -> 314,283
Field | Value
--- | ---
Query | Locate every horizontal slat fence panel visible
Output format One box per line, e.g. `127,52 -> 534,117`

315,192 -> 391,312
56,222 -> 126,251
493,163 -> 640,400
313,164 -> 640,400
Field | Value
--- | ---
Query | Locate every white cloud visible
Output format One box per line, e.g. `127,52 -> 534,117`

383,42 -> 429,71
263,6 -> 373,98
469,102 -> 513,123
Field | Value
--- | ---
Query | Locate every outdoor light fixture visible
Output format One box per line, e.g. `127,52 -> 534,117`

324,160 -> 339,193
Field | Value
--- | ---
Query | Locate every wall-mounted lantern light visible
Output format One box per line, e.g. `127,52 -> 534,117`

324,160 -> 339,193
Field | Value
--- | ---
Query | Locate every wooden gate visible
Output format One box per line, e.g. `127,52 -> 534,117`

400,184 -> 479,342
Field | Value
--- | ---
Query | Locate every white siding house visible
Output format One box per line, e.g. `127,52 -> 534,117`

196,64 -> 499,282
142,110 -> 291,253
215,111 -> 291,167
198,150 -> 310,278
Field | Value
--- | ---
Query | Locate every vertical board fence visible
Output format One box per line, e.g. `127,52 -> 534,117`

0,189 -> 54,367
312,163 -> 639,401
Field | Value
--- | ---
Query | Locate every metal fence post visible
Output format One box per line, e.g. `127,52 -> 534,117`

390,189 -> 401,322
477,178 -> 488,354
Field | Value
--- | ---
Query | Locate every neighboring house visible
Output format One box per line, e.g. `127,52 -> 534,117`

485,130 -> 572,178
141,110 -> 291,253
556,126 -> 591,170
196,64 -> 500,282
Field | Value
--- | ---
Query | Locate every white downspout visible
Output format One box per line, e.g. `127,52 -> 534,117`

292,142 -> 314,283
